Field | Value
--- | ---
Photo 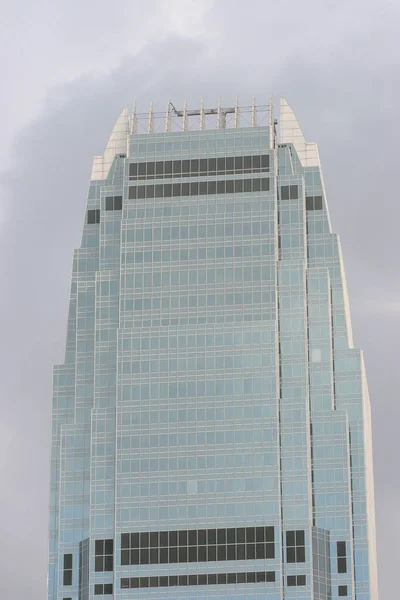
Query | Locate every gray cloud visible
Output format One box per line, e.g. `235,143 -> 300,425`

0,6 -> 399,597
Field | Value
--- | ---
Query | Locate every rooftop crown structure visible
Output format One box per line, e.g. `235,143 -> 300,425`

48,98 -> 379,600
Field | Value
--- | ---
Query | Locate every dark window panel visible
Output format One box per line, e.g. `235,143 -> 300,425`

235,179 -> 243,193
146,184 -> 154,199
155,161 -> 164,176
138,163 -> 146,177
189,546 -> 197,562
199,158 -> 207,174
94,556 -> 103,571
226,528 -> 236,544
253,155 -> 261,169
140,532 -> 149,547
217,529 -> 226,544
286,531 -> 295,546
261,155 -> 269,169
337,541 -> 346,557
63,571 -> 72,586
155,184 -> 163,198
297,575 -> 306,586
247,572 -> 256,583
137,185 -> 145,199
140,577 -> 149,588
198,546 -> 207,561
198,574 -> 207,585
190,181 -> 199,195
244,178 -> 252,192
182,159 -> 190,173
208,529 -> 217,544
178,574 -> 188,586
338,557 -> 347,573
169,547 -> 178,563
266,571 -> 276,582
290,184 -> 299,199
120,549 -> 129,565
281,185 -> 290,200
149,576 -> 158,588
147,162 -> 155,176
104,583 -> 113,594
286,547 -> 296,563
237,572 -> 246,583
217,545 -> 226,561
169,531 -> 178,546
87,209 -> 100,224
181,182 -> 190,196
164,183 -> 172,197
178,547 -> 188,562
173,182 -> 181,196
306,196 -> 314,210
247,544 -> 256,560
235,156 -> 243,171
225,156 -> 234,172
314,195 -> 323,210
227,573 -> 236,584
149,532 -> 158,547
189,574 -> 197,586
199,181 -> 207,195
173,160 -> 181,175
217,180 -> 226,194
237,528 -> 246,543
159,548 -> 168,563
131,578 -> 139,588
159,576 -> 168,587
217,573 -> 227,584
121,578 -> 129,589
129,163 -> 137,177
261,178 -> 270,191
266,542 -> 275,559
139,548 -> 149,564
246,527 -> 255,543
64,554 -> 73,569
237,544 -> 246,560
296,546 -> 306,563
287,575 -> 296,586
169,575 -> 178,586
208,181 -> 217,194
256,572 -> 266,582
226,180 -> 234,194
208,573 -> 217,585
130,549 -> 139,565
149,549 -> 158,564
253,178 -> 261,192
244,155 -> 252,170
128,186 -> 136,199
227,545 -> 236,560
113,196 -> 122,210
94,584 -> 103,595
104,539 -> 113,555
159,531 -> 168,546
339,585 -> 348,597
178,530 -> 188,545
255,543 -> 265,559
256,527 -> 264,542
296,530 -> 305,545
217,157 -> 226,171
190,159 -> 199,173
208,545 -> 217,561
105,196 -> 114,211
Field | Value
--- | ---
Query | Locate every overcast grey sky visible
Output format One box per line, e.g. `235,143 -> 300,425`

0,1 -> 399,598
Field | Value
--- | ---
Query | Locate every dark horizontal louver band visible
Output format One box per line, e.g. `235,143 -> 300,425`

121,526 -> 274,566
306,195 -> 323,210
128,178 -> 270,200
129,154 -> 270,180
121,571 -> 276,589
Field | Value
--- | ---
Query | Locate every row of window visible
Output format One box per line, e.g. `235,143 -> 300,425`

105,195 -> 122,211
128,177 -> 271,200
287,574 -> 306,586
280,185 -> 299,200
121,570 -> 276,589
122,526 -> 274,548
129,155 -> 270,180
121,543 -> 275,565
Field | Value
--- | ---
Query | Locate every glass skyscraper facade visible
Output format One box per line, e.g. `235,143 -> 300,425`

48,99 -> 378,600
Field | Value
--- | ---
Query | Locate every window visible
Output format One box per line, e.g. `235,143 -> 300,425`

306,195 -> 323,210
105,195 -> 122,211
338,585 -> 348,596
287,575 -> 306,586
87,209 -> 100,224
94,583 -> 113,595
286,530 -> 306,563
63,554 -> 72,586
95,539 -> 113,572
281,185 -> 299,200
121,526 -> 274,566
337,541 -> 347,573
121,571 -> 275,589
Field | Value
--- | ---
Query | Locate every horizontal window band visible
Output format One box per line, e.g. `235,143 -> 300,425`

129,155 -> 270,180
121,570 -> 276,589
128,178 -> 270,200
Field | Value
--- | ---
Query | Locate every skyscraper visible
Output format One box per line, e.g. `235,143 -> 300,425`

48,98 -> 379,600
